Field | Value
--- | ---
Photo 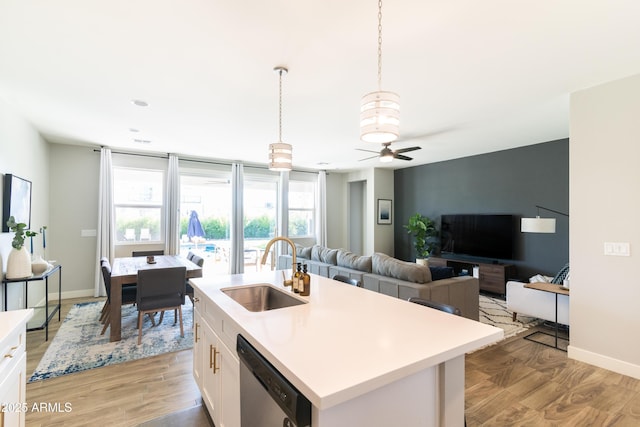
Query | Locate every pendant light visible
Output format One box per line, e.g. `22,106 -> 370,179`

360,0 -> 400,144
269,66 -> 292,171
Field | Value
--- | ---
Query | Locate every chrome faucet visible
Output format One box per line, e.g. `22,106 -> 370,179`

261,236 -> 296,283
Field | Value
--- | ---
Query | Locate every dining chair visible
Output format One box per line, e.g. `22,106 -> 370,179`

332,274 -> 362,288
408,297 -> 462,316
131,250 -> 165,257
136,266 -> 187,345
186,251 -> 196,261
186,255 -> 204,303
99,257 -> 137,335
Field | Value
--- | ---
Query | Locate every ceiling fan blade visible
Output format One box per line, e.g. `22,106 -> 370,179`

359,155 -> 379,161
355,148 -> 381,154
395,154 -> 413,161
394,146 -> 421,154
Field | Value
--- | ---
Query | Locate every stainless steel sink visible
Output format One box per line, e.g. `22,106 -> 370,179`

221,284 -> 307,312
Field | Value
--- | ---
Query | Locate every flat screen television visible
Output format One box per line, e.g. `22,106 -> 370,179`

440,214 -> 514,260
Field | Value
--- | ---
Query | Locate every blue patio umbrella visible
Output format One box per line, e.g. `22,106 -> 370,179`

187,210 -> 205,241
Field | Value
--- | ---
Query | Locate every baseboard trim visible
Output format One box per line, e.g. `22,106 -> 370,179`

49,289 -> 97,301
568,345 -> 640,380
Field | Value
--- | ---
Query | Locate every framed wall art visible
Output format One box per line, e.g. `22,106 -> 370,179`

377,199 -> 392,225
2,174 -> 32,232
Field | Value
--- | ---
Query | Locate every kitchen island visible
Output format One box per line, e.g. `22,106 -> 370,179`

191,270 -> 502,427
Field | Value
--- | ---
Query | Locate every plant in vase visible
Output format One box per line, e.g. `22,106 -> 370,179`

6,216 -> 38,279
404,213 -> 438,266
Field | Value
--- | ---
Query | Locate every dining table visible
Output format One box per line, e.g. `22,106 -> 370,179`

109,255 -> 203,342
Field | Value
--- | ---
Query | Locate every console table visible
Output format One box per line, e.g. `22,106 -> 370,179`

429,257 -> 516,296
2,264 -> 62,341
523,282 -> 569,351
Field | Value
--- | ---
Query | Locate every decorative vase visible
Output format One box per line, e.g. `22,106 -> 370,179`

6,247 -> 33,279
31,255 -> 52,275
416,258 -> 429,267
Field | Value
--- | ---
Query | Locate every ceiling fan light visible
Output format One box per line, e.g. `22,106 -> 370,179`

360,91 -> 400,143
379,153 -> 394,162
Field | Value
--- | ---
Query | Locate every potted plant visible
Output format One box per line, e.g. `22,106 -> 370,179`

404,213 -> 438,266
5,216 -> 38,279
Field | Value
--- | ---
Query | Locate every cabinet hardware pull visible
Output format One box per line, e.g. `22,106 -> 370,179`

209,345 -> 214,369
193,297 -> 200,303
4,354 -> 12,359
213,347 -> 220,373
195,323 -> 200,343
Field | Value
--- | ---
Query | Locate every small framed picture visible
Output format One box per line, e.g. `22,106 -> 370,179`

377,199 -> 392,225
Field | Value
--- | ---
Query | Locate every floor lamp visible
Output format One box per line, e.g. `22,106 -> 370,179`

521,205 -> 569,233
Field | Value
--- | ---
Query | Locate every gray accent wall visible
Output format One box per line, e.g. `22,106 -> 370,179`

394,139 -> 569,279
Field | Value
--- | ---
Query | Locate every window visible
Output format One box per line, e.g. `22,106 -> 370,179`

179,173 -> 232,275
113,168 -> 164,243
288,180 -> 315,237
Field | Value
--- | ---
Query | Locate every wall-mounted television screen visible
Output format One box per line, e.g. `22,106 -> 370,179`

2,174 -> 32,232
440,214 -> 514,260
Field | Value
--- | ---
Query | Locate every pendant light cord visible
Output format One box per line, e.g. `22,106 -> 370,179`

377,0 -> 383,91
278,69 -> 283,142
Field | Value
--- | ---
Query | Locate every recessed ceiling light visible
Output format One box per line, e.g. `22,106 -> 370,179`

129,128 -> 140,133
131,99 -> 148,107
133,139 -> 151,144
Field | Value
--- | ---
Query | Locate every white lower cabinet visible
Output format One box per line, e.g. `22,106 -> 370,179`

193,293 -> 240,427
0,309 -> 33,427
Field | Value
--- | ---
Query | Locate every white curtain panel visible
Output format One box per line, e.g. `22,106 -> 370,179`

316,170 -> 327,247
277,172 -> 290,262
165,153 -> 180,255
230,163 -> 244,274
94,147 -> 114,297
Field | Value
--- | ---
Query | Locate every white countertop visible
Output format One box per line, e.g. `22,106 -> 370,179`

191,271 -> 503,409
0,309 -> 34,344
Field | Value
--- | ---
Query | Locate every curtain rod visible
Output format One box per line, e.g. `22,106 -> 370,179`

93,148 -> 322,175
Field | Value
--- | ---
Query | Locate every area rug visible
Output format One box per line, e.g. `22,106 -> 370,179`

29,299 -> 193,382
479,294 -> 541,338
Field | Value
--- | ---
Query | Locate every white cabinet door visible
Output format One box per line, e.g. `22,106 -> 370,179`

202,319 -> 220,424
218,338 -> 240,427
193,306 -> 203,388
0,352 -> 27,427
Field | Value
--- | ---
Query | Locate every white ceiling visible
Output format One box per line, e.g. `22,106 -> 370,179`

1,1 -> 639,171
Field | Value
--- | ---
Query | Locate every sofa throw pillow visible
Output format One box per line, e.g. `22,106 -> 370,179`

372,252 -> 432,284
311,245 -> 339,265
550,263 -> 570,284
429,266 -> 454,281
294,244 -> 312,259
337,250 -> 372,273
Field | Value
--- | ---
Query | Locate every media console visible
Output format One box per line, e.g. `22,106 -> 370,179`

429,257 -> 516,296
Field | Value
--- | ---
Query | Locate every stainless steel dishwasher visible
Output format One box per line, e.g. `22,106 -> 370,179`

237,334 -> 311,427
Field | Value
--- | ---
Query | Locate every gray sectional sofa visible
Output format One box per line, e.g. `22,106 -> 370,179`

278,245 -> 479,321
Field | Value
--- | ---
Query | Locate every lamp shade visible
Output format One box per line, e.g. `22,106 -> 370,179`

521,216 -> 556,233
360,91 -> 400,143
268,142 -> 292,171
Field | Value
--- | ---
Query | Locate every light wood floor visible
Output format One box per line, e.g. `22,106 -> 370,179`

25,298 -> 640,426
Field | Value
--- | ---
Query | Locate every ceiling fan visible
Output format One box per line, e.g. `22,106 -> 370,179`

357,142 -> 422,162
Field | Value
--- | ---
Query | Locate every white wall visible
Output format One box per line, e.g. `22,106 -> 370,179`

569,73 -> 640,378
0,97 -> 50,309
344,168 -> 394,256
49,144 -> 100,298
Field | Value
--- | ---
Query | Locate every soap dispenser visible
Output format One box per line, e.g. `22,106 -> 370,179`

300,264 -> 311,296
293,263 -> 302,293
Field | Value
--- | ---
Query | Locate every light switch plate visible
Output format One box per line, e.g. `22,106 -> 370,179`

604,242 -> 630,256
81,229 -> 97,237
